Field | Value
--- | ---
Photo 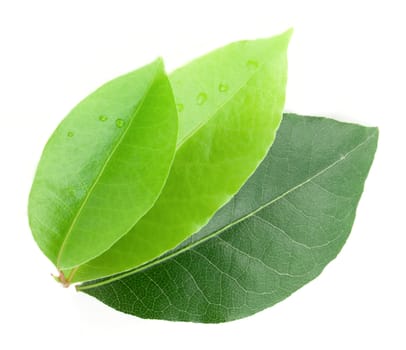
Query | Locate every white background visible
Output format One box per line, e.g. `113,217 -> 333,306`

1,0 -> 405,349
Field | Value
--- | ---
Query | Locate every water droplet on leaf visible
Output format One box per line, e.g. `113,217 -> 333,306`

218,83 -> 229,92
99,115 -> 108,122
115,118 -> 125,128
246,59 -> 259,69
67,131 -> 74,137
196,92 -> 207,105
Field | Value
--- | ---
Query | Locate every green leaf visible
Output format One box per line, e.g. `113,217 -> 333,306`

70,30 -> 292,282
78,113 -> 378,323
28,59 -> 178,270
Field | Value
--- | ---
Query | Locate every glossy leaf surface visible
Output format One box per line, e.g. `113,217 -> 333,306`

28,59 -> 178,269
71,30 -> 291,282
79,114 -> 378,323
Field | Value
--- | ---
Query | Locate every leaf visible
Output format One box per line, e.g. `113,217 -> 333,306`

78,113 -> 379,323
28,59 -> 178,270
69,30 -> 292,282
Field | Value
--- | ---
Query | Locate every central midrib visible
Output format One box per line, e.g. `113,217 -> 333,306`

56,67 -> 160,269
77,131 -> 376,290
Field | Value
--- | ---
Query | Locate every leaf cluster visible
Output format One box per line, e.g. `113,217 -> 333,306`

28,30 -> 378,322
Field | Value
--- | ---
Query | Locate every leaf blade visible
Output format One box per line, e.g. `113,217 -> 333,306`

79,113 -> 378,323
28,59 -> 178,269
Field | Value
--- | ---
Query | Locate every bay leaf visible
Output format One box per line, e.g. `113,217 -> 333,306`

78,113 -> 378,323
28,59 -> 178,270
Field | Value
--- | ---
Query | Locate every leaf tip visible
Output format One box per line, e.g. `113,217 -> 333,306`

153,56 -> 165,70
267,27 -> 294,51
284,27 -> 294,38
279,27 -> 294,46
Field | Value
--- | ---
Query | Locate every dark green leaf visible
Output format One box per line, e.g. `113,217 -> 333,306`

78,113 -> 378,323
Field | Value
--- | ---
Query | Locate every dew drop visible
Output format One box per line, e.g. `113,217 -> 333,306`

176,103 -> 184,112
196,92 -> 208,105
246,59 -> 259,69
218,83 -> 229,92
99,115 -> 108,122
115,118 -> 125,128
67,131 -> 74,137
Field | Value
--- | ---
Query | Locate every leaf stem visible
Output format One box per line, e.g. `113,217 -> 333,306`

56,270 -> 70,288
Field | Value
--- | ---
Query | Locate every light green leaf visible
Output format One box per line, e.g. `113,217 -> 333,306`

78,113 -> 378,323
70,30 -> 292,282
28,59 -> 178,270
